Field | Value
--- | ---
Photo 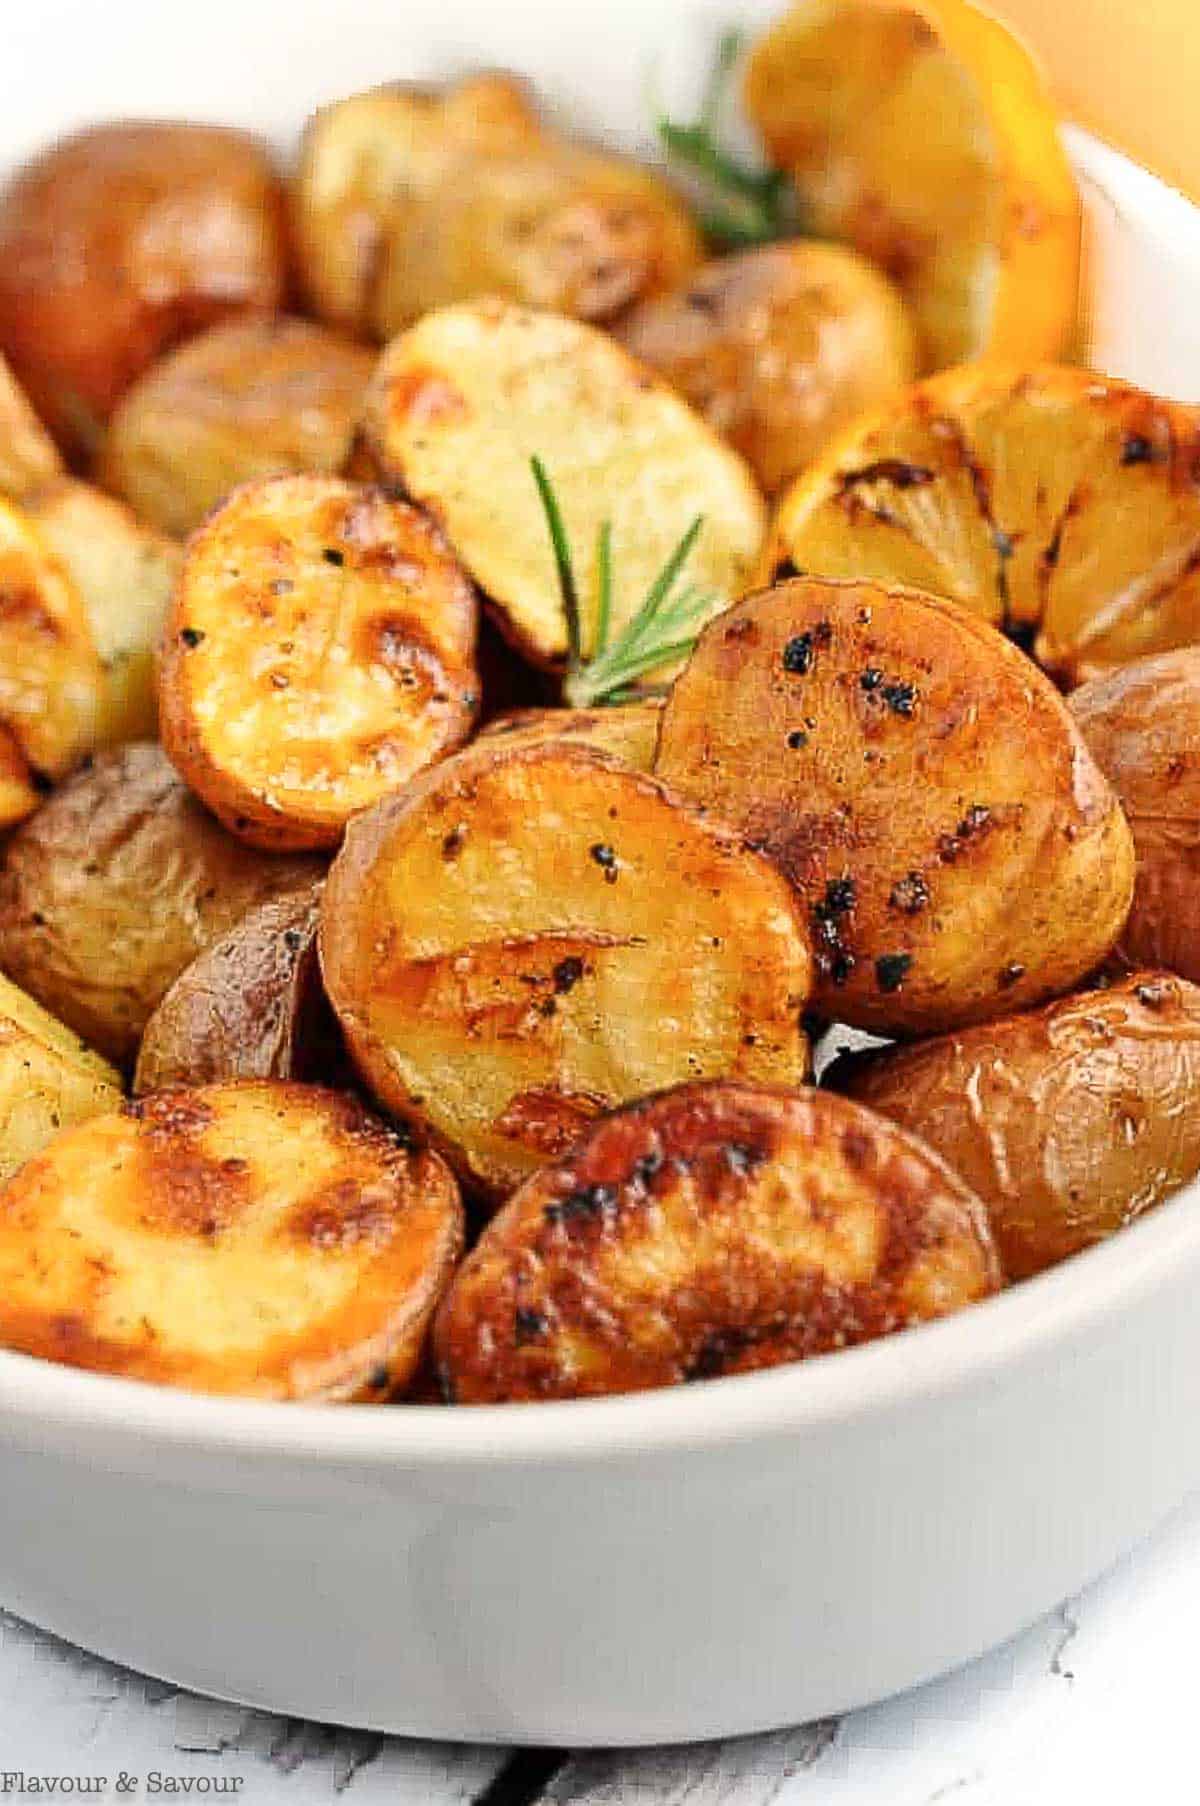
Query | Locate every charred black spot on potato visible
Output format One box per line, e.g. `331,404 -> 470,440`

552,956 -> 585,994
875,952 -> 912,993
1120,433 -> 1156,467
838,459 -> 934,493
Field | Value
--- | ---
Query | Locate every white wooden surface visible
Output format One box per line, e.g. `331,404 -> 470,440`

3,1490 -> 1199,1804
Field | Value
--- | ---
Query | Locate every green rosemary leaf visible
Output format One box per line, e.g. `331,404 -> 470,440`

530,455 -> 582,668
594,520 -> 614,658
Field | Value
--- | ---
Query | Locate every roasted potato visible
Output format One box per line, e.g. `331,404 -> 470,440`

479,703 -> 660,772
655,577 -> 1134,1034
98,316 -> 375,539
159,475 -> 480,850
0,743 -> 323,1066
0,1082 -> 463,1399
134,886 -> 340,1094
618,241 -> 917,495
320,741 -> 813,1200
1070,650 -> 1200,984
0,494 -> 104,821
358,299 -> 766,672
434,1079 -> 1001,1402
0,123 -> 286,460
832,972 -> 1200,1279
0,971 -> 122,1184
0,352 -> 62,500
292,74 -> 700,340
22,478 -> 181,745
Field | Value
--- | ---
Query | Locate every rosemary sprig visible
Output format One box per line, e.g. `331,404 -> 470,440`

655,28 -> 800,250
530,457 -> 716,708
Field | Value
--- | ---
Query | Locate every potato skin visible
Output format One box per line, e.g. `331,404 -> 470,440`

0,971 -> 122,1185
434,1079 -> 1001,1402
479,703 -> 660,773
832,972 -> 1200,1279
159,475 -> 480,850
292,75 -> 699,339
134,886 -> 340,1095
619,241 -> 917,495
320,741 -> 813,1200
0,124 -> 286,460
0,744 -> 323,1066
0,353 -> 62,500
655,577 -> 1135,1034
0,1082 -> 463,1400
1070,650 -> 1200,983
98,316 -> 375,539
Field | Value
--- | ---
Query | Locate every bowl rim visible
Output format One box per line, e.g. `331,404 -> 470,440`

4,128 -> 1200,1471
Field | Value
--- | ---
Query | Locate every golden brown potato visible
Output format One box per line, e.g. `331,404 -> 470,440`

0,971 -> 122,1185
1070,651 -> 1200,983
0,743 -> 323,1066
832,971 -> 1200,1279
0,352 -> 62,500
479,703 -> 660,772
0,123 -> 287,460
656,577 -> 1134,1034
134,886 -> 339,1095
0,1082 -> 463,1399
0,495 -> 104,821
434,1079 -> 1001,1402
618,241 -> 917,495
22,478 -> 181,745
159,475 -> 480,850
358,299 -> 765,672
98,316 -> 375,539
320,741 -> 813,1200
292,74 -> 700,339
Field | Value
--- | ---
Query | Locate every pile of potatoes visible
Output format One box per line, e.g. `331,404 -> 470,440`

0,25 -> 1199,1408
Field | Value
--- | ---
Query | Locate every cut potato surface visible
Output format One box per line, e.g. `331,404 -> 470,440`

619,240 -> 917,495
24,478 -> 181,745
434,1079 -> 1001,1402
0,971 -> 122,1186
479,703 -> 660,773
0,122 -> 286,459
656,577 -> 1134,1034
833,972 -> 1200,1279
0,495 -> 103,814
320,742 -> 813,1200
358,299 -> 766,671
99,316 -> 375,539
159,475 -> 479,851
134,886 -> 338,1095
292,75 -> 700,339
1071,650 -> 1200,983
0,743 -> 323,1066
744,0 -> 1079,370
765,365 -> 1200,687
0,353 -> 62,500
0,1082 -> 463,1399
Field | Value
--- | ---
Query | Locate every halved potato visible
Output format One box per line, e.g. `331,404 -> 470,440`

98,316 -> 375,539
0,971 -> 122,1184
0,352 -> 62,500
320,741 -> 813,1200
23,478 -> 181,745
434,1079 -> 1001,1402
0,494 -> 104,818
656,576 -> 1134,1033
744,0 -> 1079,370
0,1081 -> 462,1399
159,475 -> 480,850
1070,650 -> 1200,982
357,299 -> 766,672
134,886 -> 340,1095
0,123 -> 286,460
479,703 -> 660,772
764,364 -> 1200,687
833,971 -> 1200,1279
0,743 -> 323,1066
292,74 -> 700,339
619,241 -> 917,495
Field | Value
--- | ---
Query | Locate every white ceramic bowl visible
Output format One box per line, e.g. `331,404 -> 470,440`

5,0 -> 1200,1748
